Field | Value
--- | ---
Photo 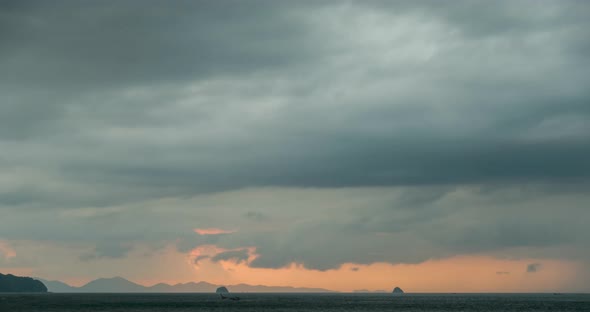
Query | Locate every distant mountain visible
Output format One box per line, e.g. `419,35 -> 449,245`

354,289 -> 387,293
38,277 -> 145,293
0,273 -> 47,293
229,283 -> 331,293
37,279 -> 77,292
148,281 -> 217,292
81,277 -> 146,293
36,276 -> 335,293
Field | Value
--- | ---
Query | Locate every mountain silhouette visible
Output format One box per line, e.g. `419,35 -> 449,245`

149,281 -> 217,292
37,277 -> 334,293
81,277 -> 146,292
0,273 -> 47,292
38,279 -> 76,292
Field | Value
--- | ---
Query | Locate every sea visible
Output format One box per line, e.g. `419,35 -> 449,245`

0,293 -> 589,312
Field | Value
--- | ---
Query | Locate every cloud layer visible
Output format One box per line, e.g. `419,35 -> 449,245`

1,0 -> 589,290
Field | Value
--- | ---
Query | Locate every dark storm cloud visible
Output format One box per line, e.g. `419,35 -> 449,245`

177,233 -> 231,253
243,211 -> 268,222
0,0 -> 317,141
180,186 -> 590,271
363,0 -> 590,37
527,263 -> 542,273
211,249 -> 250,264
193,255 -> 210,264
79,242 -> 133,261
0,0 -> 315,89
0,0 -> 588,203
1,0 -> 589,278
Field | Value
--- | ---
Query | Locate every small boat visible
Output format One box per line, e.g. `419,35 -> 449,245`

220,293 -> 240,301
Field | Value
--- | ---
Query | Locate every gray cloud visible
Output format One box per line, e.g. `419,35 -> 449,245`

0,0 -> 587,204
80,242 -> 133,261
211,249 -> 250,265
527,263 -> 542,273
193,255 -> 210,265
167,186 -> 590,271
0,1 -> 315,89
0,0 -> 589,289
243,211 -> 269,222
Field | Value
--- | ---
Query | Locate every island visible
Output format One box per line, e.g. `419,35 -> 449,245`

0,273 -> 47,292
392,286 -> 404,294
215,286 -> 229,294
216,286 -> 240,300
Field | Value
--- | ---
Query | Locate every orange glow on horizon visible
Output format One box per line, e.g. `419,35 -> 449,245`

182,245 -> 581,293
0,267 -> 34,277
194,228 -> 237,235
0,240 -> 16,259
14,242 -> 583,293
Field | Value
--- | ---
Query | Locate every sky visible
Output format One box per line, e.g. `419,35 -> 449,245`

1,0 -> 589,292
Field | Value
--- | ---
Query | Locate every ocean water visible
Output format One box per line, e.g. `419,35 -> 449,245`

0,293 -> 589,312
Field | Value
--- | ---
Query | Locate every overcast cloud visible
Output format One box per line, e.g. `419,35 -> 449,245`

0,0 -> 589,289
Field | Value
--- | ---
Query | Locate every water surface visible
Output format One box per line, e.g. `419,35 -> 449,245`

1,293 -> 588,311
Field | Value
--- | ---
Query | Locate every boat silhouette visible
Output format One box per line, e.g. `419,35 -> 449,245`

220,293 -> 240,301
